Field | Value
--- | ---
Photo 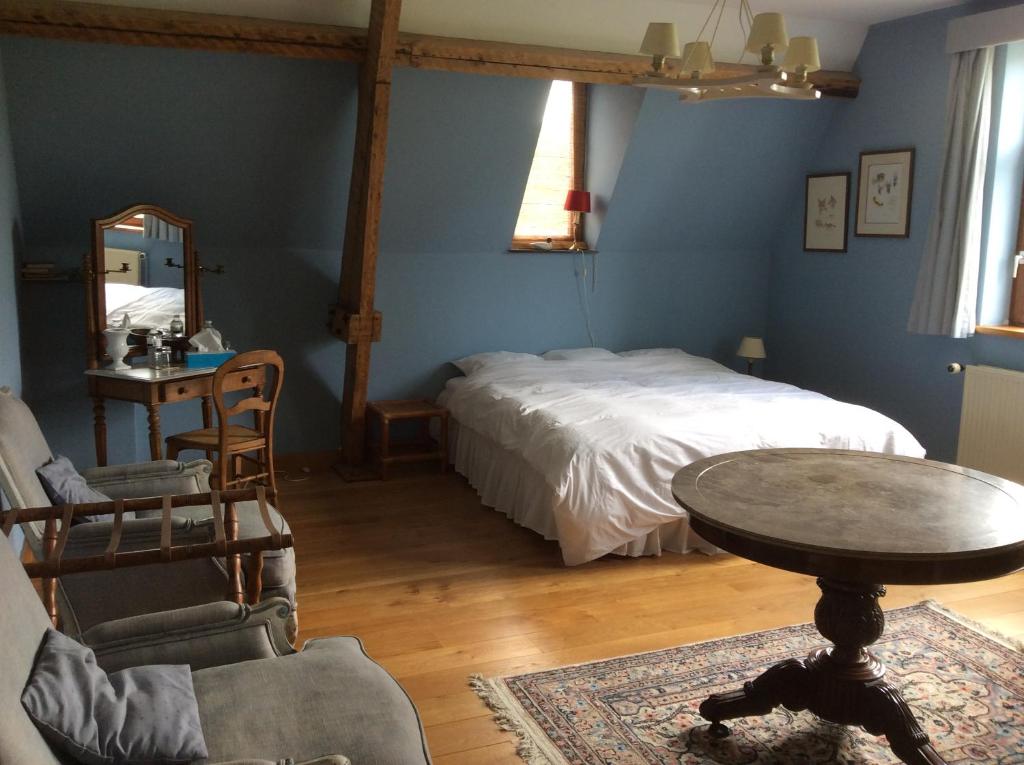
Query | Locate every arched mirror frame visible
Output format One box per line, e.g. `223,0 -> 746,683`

85,203 -> 202,369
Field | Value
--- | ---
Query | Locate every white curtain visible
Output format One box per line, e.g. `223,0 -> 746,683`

907,46 -> 994,338
143,214 -> 183,243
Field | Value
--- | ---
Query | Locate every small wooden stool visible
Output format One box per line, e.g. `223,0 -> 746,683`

367,399 -> 449,480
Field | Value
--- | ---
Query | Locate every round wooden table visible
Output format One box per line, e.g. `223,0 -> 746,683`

671,448 -> 1024,765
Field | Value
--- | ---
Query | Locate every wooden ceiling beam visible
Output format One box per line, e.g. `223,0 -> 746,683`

0,1 -> 859,97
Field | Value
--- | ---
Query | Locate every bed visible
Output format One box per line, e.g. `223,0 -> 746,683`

105,283 -> 186,331
437,348 -> 925,566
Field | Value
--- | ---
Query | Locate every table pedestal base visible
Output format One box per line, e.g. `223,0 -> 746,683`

699,578 -> 946,765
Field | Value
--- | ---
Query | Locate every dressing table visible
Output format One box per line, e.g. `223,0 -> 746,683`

86,365 -> 266,465
84,204 -> 227,465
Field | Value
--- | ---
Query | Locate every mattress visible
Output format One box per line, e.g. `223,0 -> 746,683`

438,349 -> 925,566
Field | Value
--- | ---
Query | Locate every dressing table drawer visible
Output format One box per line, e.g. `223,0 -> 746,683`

163,378 -> 211,402
221,368 -> 266,392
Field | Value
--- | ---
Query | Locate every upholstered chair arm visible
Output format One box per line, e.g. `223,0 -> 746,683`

212,757 -> 351,765
84,598 -> 296,673
82,459 -> 213,499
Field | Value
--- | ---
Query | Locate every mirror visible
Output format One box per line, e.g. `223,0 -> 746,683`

86,204 -> 202,368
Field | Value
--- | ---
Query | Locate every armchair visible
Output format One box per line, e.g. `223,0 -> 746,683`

0,388 -> 297,640
0,516 -> 431,765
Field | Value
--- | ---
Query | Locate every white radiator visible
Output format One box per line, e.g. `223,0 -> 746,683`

957,365 -> 1024,483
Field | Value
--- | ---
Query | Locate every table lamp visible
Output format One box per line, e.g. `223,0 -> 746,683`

737,336 -> 766,375
564,190 -> 591,252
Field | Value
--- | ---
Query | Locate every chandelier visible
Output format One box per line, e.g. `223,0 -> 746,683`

635,0 -> 822,103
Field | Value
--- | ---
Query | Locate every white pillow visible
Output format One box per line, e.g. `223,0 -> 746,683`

618,348 -> 689,358
452,351 -> 541,376
542,348 -> 619,361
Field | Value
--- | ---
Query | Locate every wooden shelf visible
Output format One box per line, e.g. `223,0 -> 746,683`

976,324 -> 1024,339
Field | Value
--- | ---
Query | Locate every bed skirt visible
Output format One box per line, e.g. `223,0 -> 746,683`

447,419 -> 717,563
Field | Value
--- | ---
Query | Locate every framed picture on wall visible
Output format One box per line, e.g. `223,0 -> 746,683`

856,148 -> 915,237
804,172 -> 851,252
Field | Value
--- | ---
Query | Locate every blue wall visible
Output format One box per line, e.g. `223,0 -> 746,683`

0,37 -> 833,464
767,4 -> 1024,461
0,52 -> 20,396
0,52 -> 23,552
1,38 -> 357,465
369,70 -> 835,399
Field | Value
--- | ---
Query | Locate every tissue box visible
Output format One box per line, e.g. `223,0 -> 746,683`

185,350 -> 237,368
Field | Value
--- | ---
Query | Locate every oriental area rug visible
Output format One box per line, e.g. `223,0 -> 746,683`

471,602 -> 1024,764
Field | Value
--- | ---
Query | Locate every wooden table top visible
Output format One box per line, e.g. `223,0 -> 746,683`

85,364 -> 217,381
672,448 -> 1024,585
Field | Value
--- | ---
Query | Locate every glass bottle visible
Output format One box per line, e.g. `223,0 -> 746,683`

147,330 -> 169,369
169,314 -> 184,336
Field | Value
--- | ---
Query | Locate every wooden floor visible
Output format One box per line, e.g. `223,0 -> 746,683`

281,464 -> 1024,764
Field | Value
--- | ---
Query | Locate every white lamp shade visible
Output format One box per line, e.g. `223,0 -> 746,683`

744,12 -> 789,55
782,36 -> 821,72
737,336 -> 767,360
641,22 -> 681,57
681,41 -> 715,75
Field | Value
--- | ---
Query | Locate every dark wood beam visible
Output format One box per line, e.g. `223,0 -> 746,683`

332,0 -> 401,466
0,1 -> 860,97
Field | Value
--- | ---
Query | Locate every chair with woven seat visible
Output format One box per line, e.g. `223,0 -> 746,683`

167,350 -> 284,499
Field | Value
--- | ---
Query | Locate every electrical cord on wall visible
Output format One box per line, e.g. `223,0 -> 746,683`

574,251 -> 597,347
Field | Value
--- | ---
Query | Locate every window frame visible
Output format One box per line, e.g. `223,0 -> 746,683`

510,81 -> 589,252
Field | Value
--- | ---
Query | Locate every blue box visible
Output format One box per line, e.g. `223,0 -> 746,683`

185,350 -> 236,368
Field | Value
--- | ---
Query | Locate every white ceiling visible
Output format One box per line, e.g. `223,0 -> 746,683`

65,0 -> 969,70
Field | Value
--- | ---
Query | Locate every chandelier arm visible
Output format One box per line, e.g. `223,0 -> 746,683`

709,0 -> 728,51
695,3 -> 713,42
736,0 -> 753,62
696,0 -> 722,47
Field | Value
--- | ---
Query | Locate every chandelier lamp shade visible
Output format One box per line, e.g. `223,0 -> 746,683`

640,22 -> 681,75
635,0 -> 823,103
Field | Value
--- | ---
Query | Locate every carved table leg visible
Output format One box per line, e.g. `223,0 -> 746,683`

699,578 -> 947,765
92,397 -> 107,467
146,404 -> 163,460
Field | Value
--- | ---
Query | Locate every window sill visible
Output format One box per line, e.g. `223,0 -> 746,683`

975,324 -> 1024,339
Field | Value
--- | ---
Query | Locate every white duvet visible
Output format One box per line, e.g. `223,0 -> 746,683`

105,284 -> 186,330
441,350 -> 925,565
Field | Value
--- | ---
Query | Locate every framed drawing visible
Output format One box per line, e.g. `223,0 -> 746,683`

856,148 -> 915,237
804,172 -> 850,252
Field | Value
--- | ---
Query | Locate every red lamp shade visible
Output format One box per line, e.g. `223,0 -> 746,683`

564,190 -> 591,213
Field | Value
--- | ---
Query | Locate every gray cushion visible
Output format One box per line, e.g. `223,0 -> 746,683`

36,456 -> 125,524
193,637 -> 431,764
21,629 -> 208,765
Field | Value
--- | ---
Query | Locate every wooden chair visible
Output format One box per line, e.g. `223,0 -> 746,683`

167,350 -> 284,498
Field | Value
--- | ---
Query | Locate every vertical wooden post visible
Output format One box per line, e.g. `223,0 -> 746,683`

332,0 -> 402,465
224,499 -> 244,604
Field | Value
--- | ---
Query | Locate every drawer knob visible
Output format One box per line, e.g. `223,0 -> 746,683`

241,376 -> 250,383
177,386 -> 187,395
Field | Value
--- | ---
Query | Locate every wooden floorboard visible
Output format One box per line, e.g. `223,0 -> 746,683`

281,464 -> 1024,763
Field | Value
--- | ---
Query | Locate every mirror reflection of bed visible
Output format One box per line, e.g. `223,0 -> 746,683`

102,214 -> 186,333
